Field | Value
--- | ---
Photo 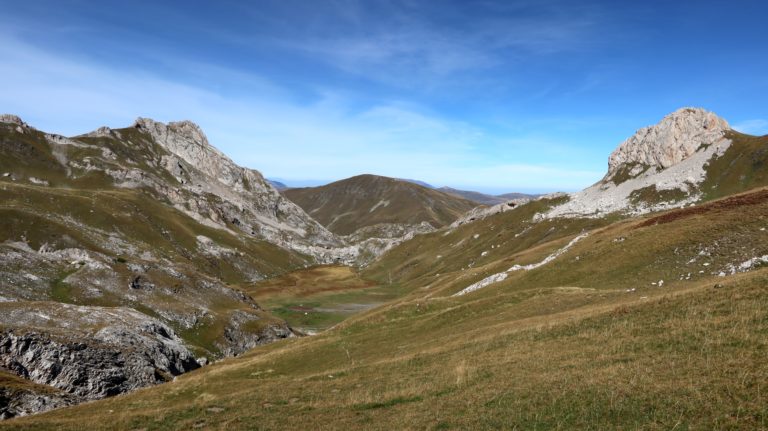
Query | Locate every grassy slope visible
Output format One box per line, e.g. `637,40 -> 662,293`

283,174 -> 477,235
7,188 -> 768,430
0,182 -> 305,282
701,131 -> 768,200
362,195 -> 618,294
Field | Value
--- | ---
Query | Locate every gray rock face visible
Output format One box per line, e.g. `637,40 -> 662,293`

0,385 -> 75,420
607,107 -> 729,177
0,303 -> 199,409
130,118 -> 344,257
218,310 -> 295,357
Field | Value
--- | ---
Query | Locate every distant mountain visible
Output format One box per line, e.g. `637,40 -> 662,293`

437,187 -> 504,205
437,187 -> 539,206
267,179 -> 289,190
283,174 -> 477,235
398,178 -> 435,188
497,192 -> 539,200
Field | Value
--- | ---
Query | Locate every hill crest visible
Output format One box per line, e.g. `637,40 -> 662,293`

284,174 -> 478,236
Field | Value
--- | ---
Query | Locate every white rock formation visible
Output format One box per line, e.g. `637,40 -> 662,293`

607,107 -> 730,177
545,108 -> 732,219
0,114 -> 26,126
125,119 -> 348,259
449,197 -> 533,229
453,232 -> 589,296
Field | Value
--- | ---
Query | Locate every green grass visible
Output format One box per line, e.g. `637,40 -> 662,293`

49,270 -> 78,303
629,184 -> 692,206
245,266 -> 410,332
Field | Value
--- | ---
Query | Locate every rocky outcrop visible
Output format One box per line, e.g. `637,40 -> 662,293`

218,311 -> 294,357
0,302 -> 200,416
606,108 -> 730,179
544,108 -> 733,218
130,118 -> 344,256
0,383 -> 75,420
0,115 -> 26,126
450,197 -> 533,228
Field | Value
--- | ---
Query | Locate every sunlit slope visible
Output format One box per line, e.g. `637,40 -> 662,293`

283,174 -> 477,235
7,187 -> 768,430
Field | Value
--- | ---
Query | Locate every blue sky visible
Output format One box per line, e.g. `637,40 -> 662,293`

1,0 -> 767,193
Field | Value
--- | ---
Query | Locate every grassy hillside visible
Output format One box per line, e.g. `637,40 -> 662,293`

7,187 -> 768,430
283,174 -> 477,235
701,131 -> 768,200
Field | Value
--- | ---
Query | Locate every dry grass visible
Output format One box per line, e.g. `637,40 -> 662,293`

5,270 -> 767,430
246,266 -> 376,299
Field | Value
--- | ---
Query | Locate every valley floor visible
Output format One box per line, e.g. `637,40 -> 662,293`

244,265 -> 405,333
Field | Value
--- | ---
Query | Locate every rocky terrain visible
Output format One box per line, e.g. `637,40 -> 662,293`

0,302 -> 206,418
0,115 -> 334,416
0,114 -> 464,417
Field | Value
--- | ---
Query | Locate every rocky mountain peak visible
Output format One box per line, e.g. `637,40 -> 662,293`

606,107 -> 730,178
131,117 -> 241,185
133,117 -> 212,151
0,114 -> 27,127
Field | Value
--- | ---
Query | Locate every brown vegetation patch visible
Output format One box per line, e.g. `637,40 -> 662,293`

636,188 -> 768,228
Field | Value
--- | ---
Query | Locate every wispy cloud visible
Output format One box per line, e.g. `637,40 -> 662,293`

0,30 -> 601,193
241,0 -> 599,90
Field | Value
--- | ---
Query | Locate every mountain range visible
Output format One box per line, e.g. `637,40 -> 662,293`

2,108 -> 768,427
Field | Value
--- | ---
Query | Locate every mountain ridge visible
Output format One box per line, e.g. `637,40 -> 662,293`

283,174 -> 478,236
